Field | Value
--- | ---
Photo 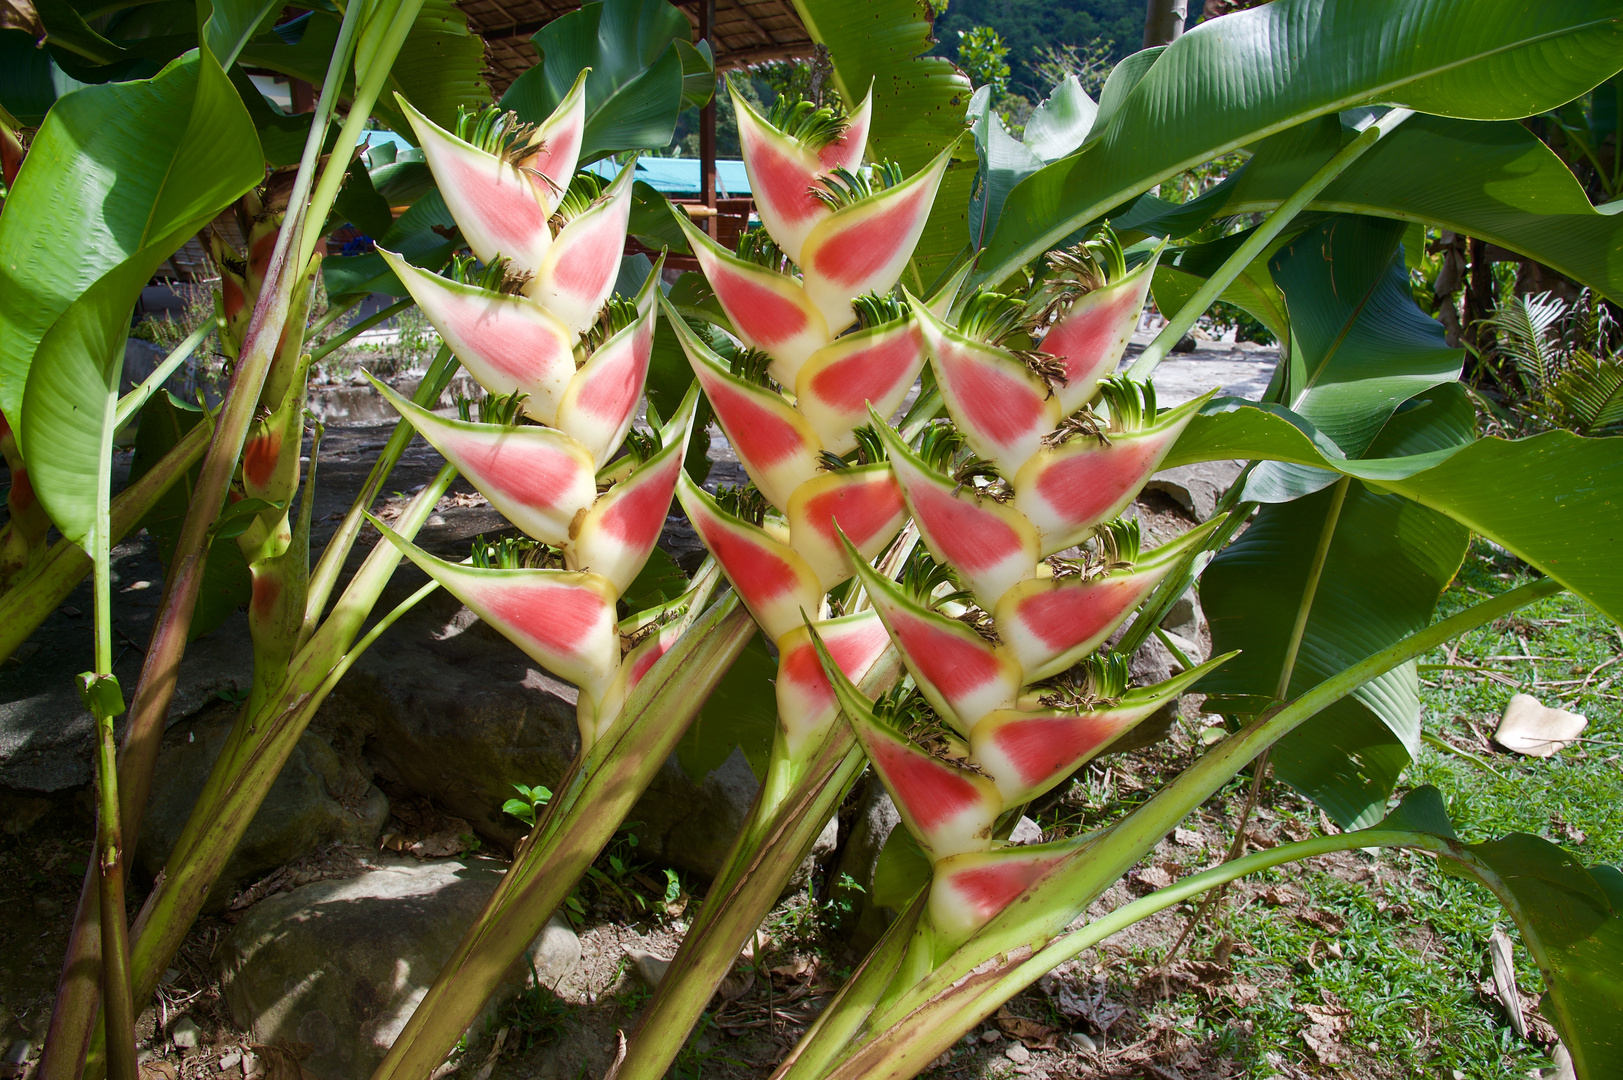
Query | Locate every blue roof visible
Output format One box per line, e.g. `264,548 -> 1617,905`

586,158 -> 751,197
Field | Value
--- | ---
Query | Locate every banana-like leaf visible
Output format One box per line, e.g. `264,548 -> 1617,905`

1268,216 -> 1462,457
0,48 -> 260,442
1162,111 -> 1623,303
500,0 -> 701,163
967,87 -> 1045,252
325,188 -> 458,298
980,0 -> 1623,285
1200,386 -> 1476,827
788,0 -> 975,288
1164,398 -> 1623,624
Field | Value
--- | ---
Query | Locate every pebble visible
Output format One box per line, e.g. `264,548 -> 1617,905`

3,1041 -> 29,1066
159,967 -> 181,986
1068,1032 -> 1098,1052
219,1047 -> 242,1072
1004,1042 -> 1032,1064
31,896 -> 61,918
169,1016 -> 200,1050
979,1029 -> 1001,1043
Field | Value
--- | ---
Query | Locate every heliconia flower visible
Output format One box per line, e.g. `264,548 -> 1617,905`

526,161 -> 637,335
396,86 -> 586,278
785,465 -> 908,590
794,317 -> 928,455
554,264 -> 663,467
663,296 -> 823,511
773,610 -> 893,754
375,519 -> 622,716
798,145 -> 955,335
811,625 -> 1000,860
514,70 -> 589,201
1012,390 -> 1214,555
928,841 -> 1080,941
910,294 -> 1062,478
969,656 -> 1232,805
676,214 -> 830,386
588,618 -> 685,743
674,473 -> 822,645
731,88 -> 838,267
571,386 -> 700,594
381,250 -> 576,425
993,518 -> 1224,681
370,378 -> 597,548
816,85 -> 872,172
1039,252 -> 1162,416
845,545 -> 1020,737
870,414 -> 1040,611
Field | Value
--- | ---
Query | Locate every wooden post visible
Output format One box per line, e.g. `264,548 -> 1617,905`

699,0 -> 719,238
1143,0 -> 1188,48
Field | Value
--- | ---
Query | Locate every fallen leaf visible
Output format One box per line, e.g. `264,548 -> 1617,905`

995,1007 -> 1059,1050
1258,885 -> 1300,906
1129,866 -> 1176,894
1495,694 -> 1587,757
1296,908 -> 1345,934
1172,827 -> 1203,848
1298,994 -> 1352,1066
137,1064 -> 178,1080
770,956 -> 814,981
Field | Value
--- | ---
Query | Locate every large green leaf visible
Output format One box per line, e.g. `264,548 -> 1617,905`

1445,837 -> 1623,1080
1,27 -> 71,125
0,48 -> 261,443
500,0 -> 699,164
370,0 -> 489,135
323,188 -> 457,298
1268,215 -> 1462,455
1165,401 -> 1623,623
202,0 -> 281,68
966,86 -> 1043,252
1199,386 -> 1473,827
980,0 -> 1623,285
1175,112 -> 1623,304
790,0 -> 975,290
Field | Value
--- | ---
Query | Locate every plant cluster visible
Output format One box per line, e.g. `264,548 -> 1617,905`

2,2 -> 1623,1080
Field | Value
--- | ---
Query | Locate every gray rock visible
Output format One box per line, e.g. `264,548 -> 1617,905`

1144,461 -> 1245,521
334,590 -> 760,879
218,855 -> 577,1080
1159,588 -> 1206,641
833,778 -> 903,951
136,706 -> 389,909
168,1015 -> 200,1050
0,605 -> 254,793
783,814 -> 839,898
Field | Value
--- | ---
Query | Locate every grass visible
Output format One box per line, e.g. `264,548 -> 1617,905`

1094,539 -> 1620,1078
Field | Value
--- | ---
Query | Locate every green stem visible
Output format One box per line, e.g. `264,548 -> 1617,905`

818,827 -> 1455,1080
611,649 -> 903,1080
307,297 -> 414,364
308,292 -> 365,340
302,344 -> 457,642
370,598 -> 756,1080
1127,108 -> 1415,381
113,322 -> 211,430
855,576 -> 1563,1041
1277,475 -> 1349,700
294,0 -> 428,273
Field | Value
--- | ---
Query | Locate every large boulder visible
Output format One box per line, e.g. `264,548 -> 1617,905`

136,705 -> 390,908
218,855 -> 579,1080
331,587 -> 760,879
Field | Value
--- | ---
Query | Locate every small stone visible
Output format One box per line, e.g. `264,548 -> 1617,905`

1068,1032 -> 1098,1052
32,895 -> 61,918
979,1029 -> 1001,1044
625,948 -> 671,989
169,1016 -> 200,1050
160,967 -> 181,986
218,1048 -> 242,1072
3,1040 -> 29,1065
1004,1042 -> 1032,1064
